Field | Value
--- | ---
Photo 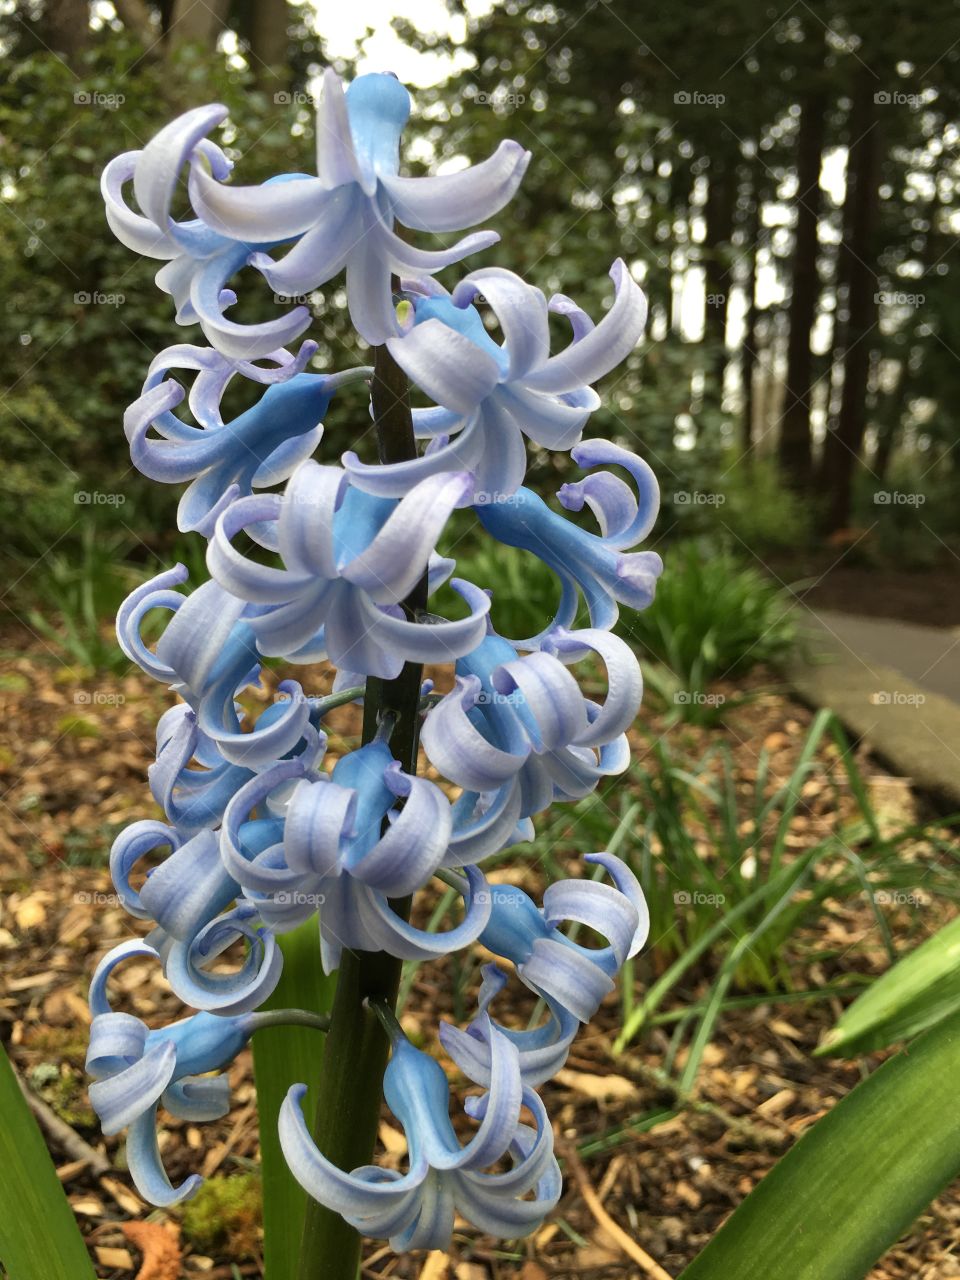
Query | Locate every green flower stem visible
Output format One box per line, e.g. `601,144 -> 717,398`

296,341 -> 425,1280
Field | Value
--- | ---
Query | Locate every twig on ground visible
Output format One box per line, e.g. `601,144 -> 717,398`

15,1064 -> 109,1176
562,1142 -> 675,1280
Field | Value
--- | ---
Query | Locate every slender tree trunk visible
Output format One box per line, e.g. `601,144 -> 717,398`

42,0 -> 91,63
166,0 -> 229,51
740,183 -> 761,457
249,0 -> 290,90
821,78 -> 881,532
778,93 -> 826,489
702,164 -> 735,403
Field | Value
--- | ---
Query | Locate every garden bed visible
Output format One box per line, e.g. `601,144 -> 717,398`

1,628 -> 958,1280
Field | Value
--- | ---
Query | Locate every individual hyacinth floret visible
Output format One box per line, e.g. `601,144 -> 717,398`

88,64 -> 662,1259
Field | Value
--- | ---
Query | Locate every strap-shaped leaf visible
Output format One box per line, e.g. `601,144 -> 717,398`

817,914 -> 960,1057
679,1008 -> 960,1280
0,1041 -> 96,1279
252,921 -> 335,1280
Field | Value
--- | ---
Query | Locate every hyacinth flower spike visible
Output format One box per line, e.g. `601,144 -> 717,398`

343,260 -> 647,500
87,939 -> 329,1205
279,1000 -> 561,1249
93,64 -> 661,1268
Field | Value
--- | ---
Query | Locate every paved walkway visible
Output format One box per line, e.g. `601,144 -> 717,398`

802,610 -> 960,705
786,609 -> 960,807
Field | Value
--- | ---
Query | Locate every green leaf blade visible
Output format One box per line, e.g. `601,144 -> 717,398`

0,1042 -> 96,1279
817,914 -> 960,1057
679,1008 -> 960,1280
253,921 -> 336,1280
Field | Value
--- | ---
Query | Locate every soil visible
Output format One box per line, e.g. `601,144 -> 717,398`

1,626 -> 959,1280
768,552 -> 960,630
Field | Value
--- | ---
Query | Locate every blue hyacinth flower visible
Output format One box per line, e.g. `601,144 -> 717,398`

125,338 -> 370,536
342,260 -> 647,501
163,71 -> 530,347
421,625 -> 643,818
279,1014 -> 561,1249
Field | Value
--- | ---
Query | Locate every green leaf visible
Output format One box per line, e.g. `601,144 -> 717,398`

0,1041 -> 96,1279
817,914 -> 960,1057
253,922 -> 336,1280
678,1008 -> 960,1280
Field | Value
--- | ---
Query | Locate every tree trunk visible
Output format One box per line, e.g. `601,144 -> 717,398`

821,79 -> 881,532
166,0 -> 229,51
249,0 -> 290,89
778,93 -> 825,490
113,0 -> 156,46
702,164 -> 735,402
42,0 -> 90,63
740,181 -> 761,457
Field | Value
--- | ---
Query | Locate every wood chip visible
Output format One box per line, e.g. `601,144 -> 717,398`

101,1175 -> 147,1215
95,1246 -> 135,1269
418,1252 -> 450,1280
554,1068 -> 638,1102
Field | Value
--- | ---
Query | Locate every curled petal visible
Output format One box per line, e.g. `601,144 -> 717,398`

139,828 -> 239,942
522,259 -> 647,394
381,140 -> 530,232
421,676 -> 528,793
559,439 -> 660,549
585,852 -> 650,955
89,938 -> 160,1017
354,865 -> 493,961
163,906 -> 282,1014
543,628 -> 643,747
126,1103 -> 202,1206
280,1083 -> 429,1218
110,820 -> 182,920
347,767 -> 452,897
88,1042 -> 177,1135
116,565 -> 189,681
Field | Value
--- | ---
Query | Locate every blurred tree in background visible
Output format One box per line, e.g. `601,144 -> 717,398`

2,0 -> 959,627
